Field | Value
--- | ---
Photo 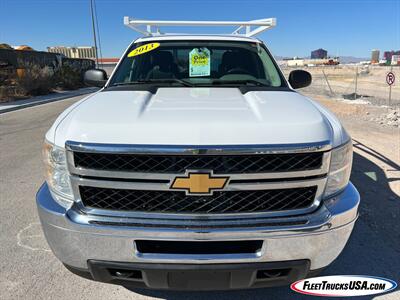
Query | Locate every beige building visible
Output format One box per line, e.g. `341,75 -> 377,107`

371,49 -> 380,63
47,46 -> 96,59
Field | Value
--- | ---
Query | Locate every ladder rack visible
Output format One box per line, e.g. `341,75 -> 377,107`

123,17 -> 276,37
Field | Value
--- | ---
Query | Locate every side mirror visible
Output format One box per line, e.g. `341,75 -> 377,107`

84,69 -> 108,87
288,70 -> 312,89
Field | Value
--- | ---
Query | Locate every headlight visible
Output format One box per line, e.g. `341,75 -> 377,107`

324,140 -> 353,197
43,140 -> 73,208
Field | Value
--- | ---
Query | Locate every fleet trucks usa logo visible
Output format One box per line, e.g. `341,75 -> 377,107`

291,275 -> 397,297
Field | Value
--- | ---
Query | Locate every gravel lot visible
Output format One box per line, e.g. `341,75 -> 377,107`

282,65 -> 400,107
0,94 -> 399,299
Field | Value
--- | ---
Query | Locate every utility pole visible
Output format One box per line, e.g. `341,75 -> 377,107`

90,0 -> 99,68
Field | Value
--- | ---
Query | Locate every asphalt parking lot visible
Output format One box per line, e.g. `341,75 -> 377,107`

0,94 -> 399,299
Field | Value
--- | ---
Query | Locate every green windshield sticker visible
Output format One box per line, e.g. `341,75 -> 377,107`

189,48 -> 210,77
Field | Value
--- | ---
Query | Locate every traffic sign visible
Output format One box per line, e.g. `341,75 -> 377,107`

386,72 -> 395,86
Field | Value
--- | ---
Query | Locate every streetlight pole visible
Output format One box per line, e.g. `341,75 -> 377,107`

90,0 -> 99,68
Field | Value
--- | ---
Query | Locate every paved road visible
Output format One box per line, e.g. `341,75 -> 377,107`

0,87 -> 98,113
0,96 -> 399,299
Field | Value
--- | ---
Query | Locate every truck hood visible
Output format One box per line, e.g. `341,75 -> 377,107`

53,88 -> 343,147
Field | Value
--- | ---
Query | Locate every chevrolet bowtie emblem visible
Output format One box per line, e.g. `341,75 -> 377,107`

170,171 -> 229,195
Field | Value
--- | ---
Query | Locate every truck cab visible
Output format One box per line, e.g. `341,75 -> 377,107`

37,18 -> 359,291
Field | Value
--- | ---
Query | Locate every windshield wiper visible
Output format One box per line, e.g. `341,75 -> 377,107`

110,78 -> 194,87
210,79 -> 270,87
139,78 -> 195,87
110,79 -> 269,88
109,82 -> 142,87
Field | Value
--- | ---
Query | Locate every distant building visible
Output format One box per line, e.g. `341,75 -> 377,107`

383,51 -> 393,61
286,57 -> 339,67
383,50 -> 400,62
47,46 -> 96,59
311,48 -> 327,59
287,59 -> 305,67
370,49 -> 380,63
98,58 -> 119,64
98,58 -> 120,75
391,55 -> 400,65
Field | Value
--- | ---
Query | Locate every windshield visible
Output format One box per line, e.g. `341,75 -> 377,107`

109,41 -> 285,88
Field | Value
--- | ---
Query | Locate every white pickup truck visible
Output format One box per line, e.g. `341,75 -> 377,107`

37,18 -> 359,291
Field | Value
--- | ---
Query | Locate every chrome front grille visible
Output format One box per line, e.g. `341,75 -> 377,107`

79,186 -> 317,213
73,152 -> 324,174
66,141 -> 331,219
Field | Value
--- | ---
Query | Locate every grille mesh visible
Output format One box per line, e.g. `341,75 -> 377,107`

79,186 -> 317,214
73,152 -> 323,174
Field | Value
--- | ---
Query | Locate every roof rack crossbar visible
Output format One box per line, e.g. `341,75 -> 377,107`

124,17 -> 276,37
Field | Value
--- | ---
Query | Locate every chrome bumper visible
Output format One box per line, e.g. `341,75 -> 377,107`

37,183 -> 359,271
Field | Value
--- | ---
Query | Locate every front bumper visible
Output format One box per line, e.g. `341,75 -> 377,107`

37,183 -> 359,289
83,259 -> 313,290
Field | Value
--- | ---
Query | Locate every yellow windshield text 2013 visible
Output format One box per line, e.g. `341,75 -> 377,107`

127,43 -> 160,57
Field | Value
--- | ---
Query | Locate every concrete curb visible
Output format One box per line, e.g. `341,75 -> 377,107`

0,87 -> 99,114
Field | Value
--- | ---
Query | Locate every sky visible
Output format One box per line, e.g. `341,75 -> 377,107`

1,0 -> 399,58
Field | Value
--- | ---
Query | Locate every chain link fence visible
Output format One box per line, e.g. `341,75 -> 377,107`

281,65 -> 399,107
